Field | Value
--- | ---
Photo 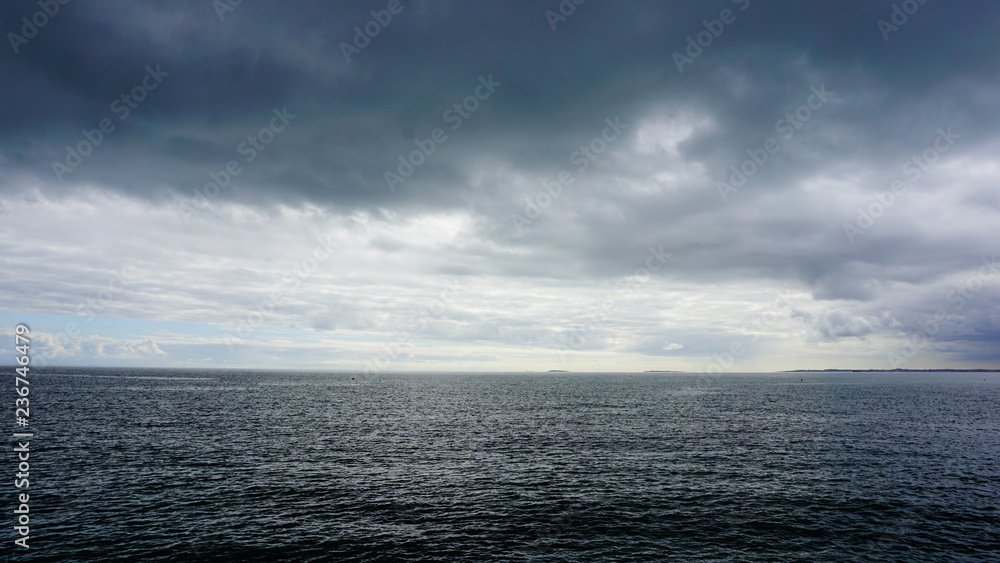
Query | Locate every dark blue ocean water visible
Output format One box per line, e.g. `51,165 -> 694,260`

4,368 -> 999,561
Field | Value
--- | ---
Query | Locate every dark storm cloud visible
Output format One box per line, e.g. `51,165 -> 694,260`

2,0 -> 991,205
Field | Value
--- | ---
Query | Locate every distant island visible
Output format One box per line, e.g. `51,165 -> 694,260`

784,368 -> 1000,373
547,369 -> 570,372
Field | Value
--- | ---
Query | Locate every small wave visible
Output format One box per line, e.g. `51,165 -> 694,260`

43,373 -> 216,382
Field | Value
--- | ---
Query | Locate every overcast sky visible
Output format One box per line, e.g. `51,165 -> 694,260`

1,0 -> 998,372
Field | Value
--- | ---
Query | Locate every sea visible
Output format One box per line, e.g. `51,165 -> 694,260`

5,368 -> 999,562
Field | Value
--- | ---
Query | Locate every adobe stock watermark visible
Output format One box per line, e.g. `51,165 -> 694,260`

888,254 -> 998,369
212,0 -> 243,21
843,126 -> 959,244
384,74 -> 500,192
556,244 -> 670,361
51,65 -> 169,182
511,117 -> 628,234
224,233 -> 339,350
716,84 -> 833,201
30,266 -> 137,367
544,0 -> 588,31
672,0 -> 751,73
700,290 -> 795,377
362,279 -> 464,374
7,0 -> 71,54
878,0 -> 933,41
872,517 -> 919,553
179,106 -> 296,221
340,0 -> 413,63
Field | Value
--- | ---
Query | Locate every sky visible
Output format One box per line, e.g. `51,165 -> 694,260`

1,0 -> 998,372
